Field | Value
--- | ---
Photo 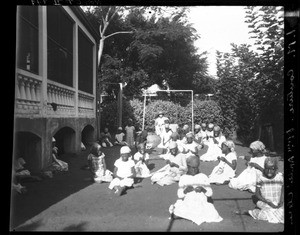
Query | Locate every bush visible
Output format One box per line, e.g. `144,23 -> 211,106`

100,98 -> 225,134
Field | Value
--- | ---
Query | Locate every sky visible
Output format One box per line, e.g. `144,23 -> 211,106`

187,6 -> 256,77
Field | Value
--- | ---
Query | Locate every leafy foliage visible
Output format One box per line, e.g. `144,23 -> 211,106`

215,6 -> 284,150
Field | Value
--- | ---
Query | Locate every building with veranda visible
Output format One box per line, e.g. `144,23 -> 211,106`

14,6 -> 100,173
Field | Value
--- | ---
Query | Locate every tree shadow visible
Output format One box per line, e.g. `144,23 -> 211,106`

62,221 -> 88,231
11,218 -> 43,231
147,163 -> 155,171
10,151 -> 94,229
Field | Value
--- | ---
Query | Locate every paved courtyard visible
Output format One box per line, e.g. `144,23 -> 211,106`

10,144 -> 284,232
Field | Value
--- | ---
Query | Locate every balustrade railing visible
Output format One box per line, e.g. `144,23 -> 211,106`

78,91 -> 95,116
15,71 -> 42,113
16,70 -> 95,117
47,81 -> 75,114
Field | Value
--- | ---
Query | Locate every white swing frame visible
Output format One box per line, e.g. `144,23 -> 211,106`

142,89 -> 194,133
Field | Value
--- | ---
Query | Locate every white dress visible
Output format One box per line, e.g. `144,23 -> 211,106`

87,153 -> 113,183
155,116 -> 168,137
108,158 -> 135,189
200,135 -> 226,162
228,155 -> 267,192
125,126 -> 135,147
133,152 -> 151,178
169,173 -> 223,226
182,141 -> 199,157
209,151 -> 237,184
151,152 -> 187,186
157,128 -> 173,149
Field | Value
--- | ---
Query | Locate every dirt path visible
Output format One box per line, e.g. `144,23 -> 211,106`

10,144 -> 284,232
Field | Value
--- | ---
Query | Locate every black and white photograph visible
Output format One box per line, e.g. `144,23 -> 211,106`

10,1 -> 297,232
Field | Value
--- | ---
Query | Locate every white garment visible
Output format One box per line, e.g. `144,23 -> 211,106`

125,126 -> 135,147
151,153 -> 187,186
169,123 -> 179,133
133,152 -> 151,178
115,132 -> 125,143
87,153 -> 113,183
200,135 -> 226,162
209,151 -> 237,184
155,116 -> 168,136
108,158 -> 135,189
169,173 -> 223,226
229,155 -> 267,192
182,141 -> 199,157
158,128 -> 173,149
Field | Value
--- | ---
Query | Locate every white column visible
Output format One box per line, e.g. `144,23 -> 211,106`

73,23 -> 78,116
39,6 -> 48,116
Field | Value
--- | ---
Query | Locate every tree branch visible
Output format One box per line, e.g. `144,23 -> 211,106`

105,31 -> 134,40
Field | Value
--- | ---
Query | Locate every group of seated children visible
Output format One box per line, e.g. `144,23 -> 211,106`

98,135 -> 283,225
99,119 -> 137,148
157,121 -> 227,162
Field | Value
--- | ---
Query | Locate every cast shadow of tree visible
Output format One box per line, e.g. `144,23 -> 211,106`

62,221 -> 88,231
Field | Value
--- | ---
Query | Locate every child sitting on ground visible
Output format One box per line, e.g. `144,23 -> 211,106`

87,143 -> 113,183
99,127 -> 113,147
108,146 -> 136,196
133,144 -> 151,179
238,157 -> 284,224
182,132 -> 199,157
169,155 -> 223,226
208,140 -> 237,185
200,125 -> 226,162
229,140 -> 267,193
114,127 -> 127,146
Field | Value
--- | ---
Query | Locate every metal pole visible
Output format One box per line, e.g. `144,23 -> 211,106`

142,93 -> 147,130
191,90 -> 194,134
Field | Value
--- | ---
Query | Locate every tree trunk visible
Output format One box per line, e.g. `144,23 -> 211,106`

96,38 -> 105,139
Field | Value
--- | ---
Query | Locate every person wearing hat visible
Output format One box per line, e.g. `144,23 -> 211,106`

114,127 -> 127,146
155,111 -> 168,138
108,146 -> 136,196
168,155 -> 223,226
151,142 -> 188,186
208,140 -> 237,184
200,125 -> 226,162
228,140 -> 268,193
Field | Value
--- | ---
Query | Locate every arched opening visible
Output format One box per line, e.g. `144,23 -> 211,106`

81,124 -> 94,148
13,132 -> 41,173
53,126 -> 76,155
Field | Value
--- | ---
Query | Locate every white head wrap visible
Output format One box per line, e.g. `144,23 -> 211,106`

120,146 -> 131,154
208,123 -> 214,129
249,141 -> 266,152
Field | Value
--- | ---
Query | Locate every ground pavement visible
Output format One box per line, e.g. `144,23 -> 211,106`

10,143 -> 284,232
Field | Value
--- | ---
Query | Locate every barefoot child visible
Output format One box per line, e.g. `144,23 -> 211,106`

208,140 -> 237,184
87,143 -> 113,183
243,157 -> 284,224
108,146 -> 136,196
